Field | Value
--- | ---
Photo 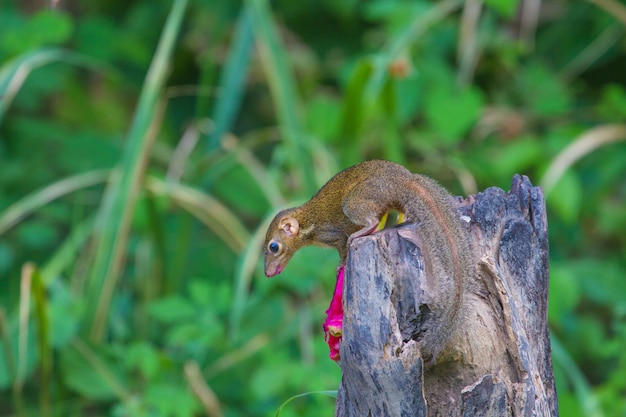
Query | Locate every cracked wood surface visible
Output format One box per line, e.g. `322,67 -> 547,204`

334,175 -> 558,417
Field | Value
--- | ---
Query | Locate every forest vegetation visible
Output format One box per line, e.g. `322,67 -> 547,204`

1,0 -> 625,416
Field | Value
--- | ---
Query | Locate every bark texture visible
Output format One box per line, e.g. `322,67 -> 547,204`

334,175 -> 558,417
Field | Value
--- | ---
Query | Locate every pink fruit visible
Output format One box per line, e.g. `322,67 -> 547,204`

323,266 -> 344,361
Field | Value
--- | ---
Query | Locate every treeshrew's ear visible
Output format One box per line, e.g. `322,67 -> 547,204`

279,216 -> 299,236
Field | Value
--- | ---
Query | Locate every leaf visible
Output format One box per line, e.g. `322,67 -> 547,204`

48,281 -> 82,348
0,10 -> 73,55
484,0 -> 519,18
518,63 -> 571,117
0,242 -> 14,275
394,75 -> 423,125
546,170 -> 582,224
145,383 -> 199,417
60,340 -> 129,400
425,85 -> 484,142
306,95 -> 342,142
188,280 -> 212,305
28,10 -> 73,46
16,220 -> 58,249
148,296 -> 196,324
251,362 -> 292,397
123,342 -> 161,379
74,16 -> 121,61
277,246 -> 338,295
213,164 -> 268,217
548,262 -> 582,324
166,316 -> 221,348
556,392 -> 586,417
551,334 -> 603,417
596,83 -> 626,121
490,138 -> 543,179
573,260 -> 626,306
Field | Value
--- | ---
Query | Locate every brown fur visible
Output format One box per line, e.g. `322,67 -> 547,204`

263,160 -> 474,359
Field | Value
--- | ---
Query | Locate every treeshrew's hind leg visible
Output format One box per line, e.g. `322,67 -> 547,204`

343,185 -> 389,246
347,219 -> 380,246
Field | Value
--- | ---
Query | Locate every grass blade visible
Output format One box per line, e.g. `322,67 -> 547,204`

0,47 -> 117,125
380,77 -> 404,164
204,333 -> 270,378
275,390 -> 337,417
145,176 -> 250,253
31,266 -> 51,417
69,338 -> 131,402
184,361 -> 224,417
0,170 -> 109,236
207,5 -> 254,151
540,124 -> 626,195
587,0 -> 626,25
15,263 -> 34,393
228,212 -> 273,340
551,333 -> 604,417
364,0 -> 463,101
337,60 -> 373,165
85,0 -> 189,343
248,0 -> 316,194
41,217 -> 95,285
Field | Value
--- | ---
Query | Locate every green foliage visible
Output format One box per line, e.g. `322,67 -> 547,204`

1,0 -> 625,415
425,83 -> 484,141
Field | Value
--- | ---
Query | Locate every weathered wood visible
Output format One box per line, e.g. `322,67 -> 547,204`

334,175 -> 557,417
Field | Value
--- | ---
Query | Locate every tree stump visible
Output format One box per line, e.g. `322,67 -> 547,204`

334,175 -> 558,417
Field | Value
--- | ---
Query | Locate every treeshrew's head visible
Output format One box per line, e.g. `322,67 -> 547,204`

263,209 -> 303,277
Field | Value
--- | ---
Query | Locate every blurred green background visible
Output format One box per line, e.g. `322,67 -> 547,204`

1,0 -> 625,416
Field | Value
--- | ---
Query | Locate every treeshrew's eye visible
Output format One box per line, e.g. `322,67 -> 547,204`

269,241 -> 280,253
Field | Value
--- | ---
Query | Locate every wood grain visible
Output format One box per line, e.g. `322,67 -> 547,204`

334,175 -> 558,417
